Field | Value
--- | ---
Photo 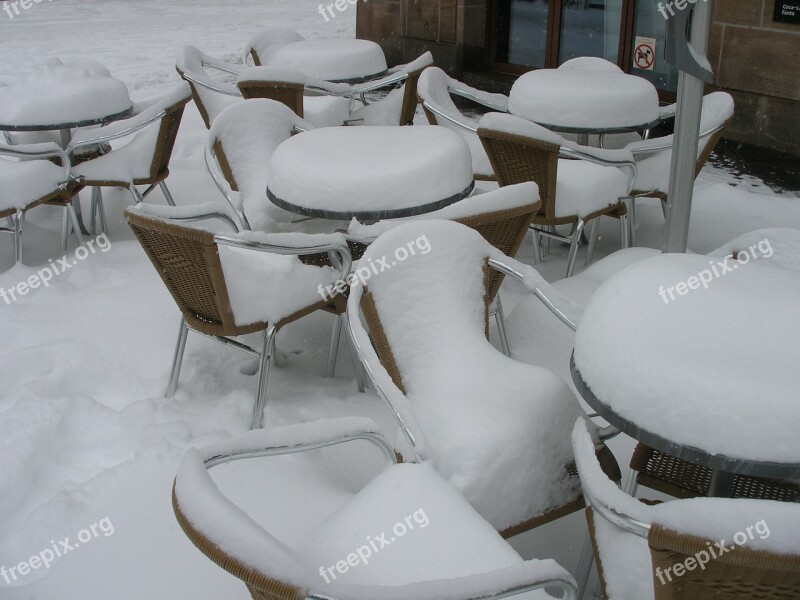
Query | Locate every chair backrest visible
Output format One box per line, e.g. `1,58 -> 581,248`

146,84 -> 193,183
236,67 -> 307,116
397,53 -> 434,126
176,46 -> 241,129
206,99 -> 310,231
125,209 -> 258,337
244,27 -> 304,66
417,66 -> 465,128
626,92 -> 735,196
478,113 -> 563,222
572,418 -> 800,600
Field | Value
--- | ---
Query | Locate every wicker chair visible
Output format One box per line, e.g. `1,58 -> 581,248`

622,92 -> 734,244
244,27 -> 305,67
237,67 -> 353,128
175,46 -> 243,129
573,418 -> 800,600
347,182 -> 542,356
0,142 -> 84,262
478,113 -> 637,277
173,417 -> 580,600
417,66 -> 510,181
67,83 -> 192,232
125,204 -> 353,429
346,52 -> 434,126
347,220 -> 621,541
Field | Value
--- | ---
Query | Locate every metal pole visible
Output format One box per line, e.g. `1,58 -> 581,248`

663,0 -> 713,253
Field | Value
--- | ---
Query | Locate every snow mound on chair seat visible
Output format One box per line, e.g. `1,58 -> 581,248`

0,157 -> 67,211
360,220 -> 582,531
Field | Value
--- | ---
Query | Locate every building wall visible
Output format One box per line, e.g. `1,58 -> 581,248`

357,0 -> 800,155
707,0 -> 800,156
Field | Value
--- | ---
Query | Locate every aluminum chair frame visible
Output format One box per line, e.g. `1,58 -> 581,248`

0,141 -> 83,261
176,47 -> 244,128
175,419 -> 579,600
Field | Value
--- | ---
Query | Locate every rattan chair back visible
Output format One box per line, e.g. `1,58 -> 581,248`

237,79 -> 305,117
145,93 -> 191,184
649,525 -> 800,600
398,66 -> 426,126
479,128 -> 561,222
126,210 -> 264,337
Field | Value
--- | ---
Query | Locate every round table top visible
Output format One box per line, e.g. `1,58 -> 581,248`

508,61 -> 660,134
571,251 -> 800,479
266,39 -> 388,83
267,126 -> 475,221
0,58 -> 132,131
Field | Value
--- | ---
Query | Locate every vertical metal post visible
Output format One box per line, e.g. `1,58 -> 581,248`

663,0 -> 713,253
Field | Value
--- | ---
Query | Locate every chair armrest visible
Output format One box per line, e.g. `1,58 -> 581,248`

179,69 -> 242,97
658,103 -> 677,121
67,107 -> 166,152
127,202 -> 242,232
200,54 -> 245,77
448,82 -> 509,113
559,144 -> 638,195
0,141 -> 73,183
346,282 -> 432,463
309,560 -> 578,600
214,231 -> 353,281
487,256 -> 583,332
200,417 -> 397,468
419,100 -> 480,133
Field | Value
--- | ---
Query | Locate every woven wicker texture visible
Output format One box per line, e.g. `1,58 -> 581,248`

172,484 -> 308,600
399,67 -> 425,126
649,525 -> 800,600
176,66 -> 214,129
631,443 -> 800,503
238,80 -> 305,117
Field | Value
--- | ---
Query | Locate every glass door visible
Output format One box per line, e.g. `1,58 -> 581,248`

557,0 -> 624,65
491,0 -> 552,70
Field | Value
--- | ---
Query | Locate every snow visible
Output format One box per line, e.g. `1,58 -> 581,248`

479,113 -> 632,218
347,182 -> 540,240
244,27 -> 305,65
0,58 -> 132,128
207,98 -> 315,230
267,126 -> 474,217
350,220 -> 582,532
1,2 -> 799,599
573,250 -> 800,463
264,39 -> 388,82
625,92 -> 735,194
710,227 -> 800,272
507,63 -> 660,130
0,148 -> 67,211
416,66 -> 508,178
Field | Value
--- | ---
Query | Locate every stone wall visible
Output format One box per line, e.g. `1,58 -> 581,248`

708,0 -> 800,155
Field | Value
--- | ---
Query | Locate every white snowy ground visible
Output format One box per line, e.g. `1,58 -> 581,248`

1,2 -> 798,599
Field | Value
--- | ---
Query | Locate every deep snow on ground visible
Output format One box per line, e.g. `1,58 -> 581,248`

1,2 -> 799,599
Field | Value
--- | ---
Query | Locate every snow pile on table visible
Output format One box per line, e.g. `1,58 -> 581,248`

0,58 -> 131,127
266,39 -> 387,82
574,250 -> 800,463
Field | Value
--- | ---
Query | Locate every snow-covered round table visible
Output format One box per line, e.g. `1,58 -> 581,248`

263,39 -> 387,84
570,251 -> 800,497
267,126 -> 475,222
508,58 -> 660,143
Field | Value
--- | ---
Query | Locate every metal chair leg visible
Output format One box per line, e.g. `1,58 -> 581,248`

326,314 -> 343,378
342,316 -> 367,393
159,181 -> 177,207
166,318 -> 189,398
61,207 -> 71,253
623,197 -> 636,247
565,219 -> 586,278
129,185 -> 145,204
575,531 -> 596,598
251,324 -> 277,429
584,219 -> 600,268
622,469 -> 639,496
96,188 -> 108,235
67,203 -> 85,246
12,211 -> 22,263
531,228 -> 542,265
494,297 -> 511,357
619,213 -> 630,249
89,188 -> 98,236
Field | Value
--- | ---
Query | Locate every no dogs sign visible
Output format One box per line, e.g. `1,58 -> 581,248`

633,36 -> 657,71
